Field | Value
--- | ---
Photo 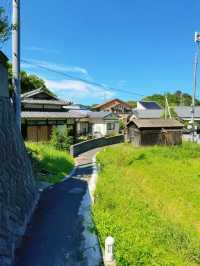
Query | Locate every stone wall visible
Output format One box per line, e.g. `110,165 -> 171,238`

0,60 -> 38,265
70,135 -> 124,157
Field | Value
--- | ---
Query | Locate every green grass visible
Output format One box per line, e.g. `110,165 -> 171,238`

93,142 -> 200,266
26,142 -> 74,184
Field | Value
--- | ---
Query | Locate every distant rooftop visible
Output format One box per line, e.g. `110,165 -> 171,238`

132,109 -> 163,119
87,111 -> 118,119
64,104 -> 89,110
93,98 -> 132,110
175,106 -> 200,119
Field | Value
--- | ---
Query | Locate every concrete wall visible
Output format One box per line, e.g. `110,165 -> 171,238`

0,59 -> 38,266
70,134 -> 124,157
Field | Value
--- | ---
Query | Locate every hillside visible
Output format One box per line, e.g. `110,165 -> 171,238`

143,91 -> 200,107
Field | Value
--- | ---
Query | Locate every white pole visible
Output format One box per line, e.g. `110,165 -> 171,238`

191,32 -> 200,142
12,0 -> 21,130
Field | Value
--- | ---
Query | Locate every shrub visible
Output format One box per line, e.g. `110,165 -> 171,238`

50,127 -> 73,151
26,142 -> 74,183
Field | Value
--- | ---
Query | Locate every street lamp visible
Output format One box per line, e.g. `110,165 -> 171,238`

191,32 -> 200,141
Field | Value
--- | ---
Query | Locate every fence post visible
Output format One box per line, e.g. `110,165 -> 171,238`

104,236 -> 116,265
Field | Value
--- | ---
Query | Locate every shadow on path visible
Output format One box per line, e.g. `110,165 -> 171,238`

14,147 -> 103,266
15,178 -> 89,266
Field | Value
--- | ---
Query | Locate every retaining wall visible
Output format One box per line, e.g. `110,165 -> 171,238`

0,58 -> 38,266
70,135 -> 124,157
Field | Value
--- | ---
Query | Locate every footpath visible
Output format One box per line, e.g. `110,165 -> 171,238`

15,147 -> 103,266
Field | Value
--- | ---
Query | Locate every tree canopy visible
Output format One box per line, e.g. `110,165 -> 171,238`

143,91 -> 200,107
0,7 -> 10,43
7,64 -> 55,96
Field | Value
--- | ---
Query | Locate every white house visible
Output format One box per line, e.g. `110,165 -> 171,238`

89,111 -> 119,137
71,111 -> 120,138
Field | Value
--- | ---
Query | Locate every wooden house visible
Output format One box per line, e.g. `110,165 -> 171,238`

127,118 -> 183,146
21,88 -> 85,142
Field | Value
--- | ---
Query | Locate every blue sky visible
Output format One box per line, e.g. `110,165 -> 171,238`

2,0 -> 200,104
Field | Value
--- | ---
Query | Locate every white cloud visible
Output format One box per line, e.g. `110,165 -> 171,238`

45,79 -> 90,92
44,78 -> 114,102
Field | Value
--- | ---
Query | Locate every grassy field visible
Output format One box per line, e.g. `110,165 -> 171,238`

93,143 -> 200,266
26,142 -> 74,184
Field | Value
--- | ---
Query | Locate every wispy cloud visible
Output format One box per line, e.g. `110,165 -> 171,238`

24,46 -> 60,54
44,78 -> 114,102
21,58 -> 89,76
21,58 -> 114,103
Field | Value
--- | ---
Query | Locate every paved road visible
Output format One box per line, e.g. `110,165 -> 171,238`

14,148 -> 102,266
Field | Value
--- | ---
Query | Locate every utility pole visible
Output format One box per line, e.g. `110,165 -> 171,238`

164,93 -> 167,119
191,32 -> 200,141
12,0 -> 21,130
165,95 -> 171,119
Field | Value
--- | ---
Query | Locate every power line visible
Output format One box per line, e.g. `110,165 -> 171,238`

21,59 -> 145,98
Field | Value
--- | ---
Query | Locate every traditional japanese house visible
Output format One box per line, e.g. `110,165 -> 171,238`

21,88 -> 85,141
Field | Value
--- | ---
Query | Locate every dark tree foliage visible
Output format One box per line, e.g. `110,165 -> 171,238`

0,7 -> 10,43
7,64 -> 55,96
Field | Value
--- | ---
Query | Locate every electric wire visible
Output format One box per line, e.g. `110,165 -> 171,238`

21,59 -> 145,98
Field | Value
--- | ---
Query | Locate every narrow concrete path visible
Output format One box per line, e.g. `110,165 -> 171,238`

14,147 -> 103,266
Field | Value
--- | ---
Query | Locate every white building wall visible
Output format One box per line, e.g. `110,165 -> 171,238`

92,123 -> 107,137
92,121 -> 119,137
137,102 -> 146,110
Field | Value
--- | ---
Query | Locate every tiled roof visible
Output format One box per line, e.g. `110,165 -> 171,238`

21,111 -> 87,119
88,111 -> 118,119
132,109 -> 163,119
128,118 -> 183,128
21,88 -> 58,100
93,98 -> 132,110
22,99 -> 69,105
175,106 -> 200,118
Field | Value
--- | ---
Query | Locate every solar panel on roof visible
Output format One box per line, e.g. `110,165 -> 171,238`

140,101 -> 162,110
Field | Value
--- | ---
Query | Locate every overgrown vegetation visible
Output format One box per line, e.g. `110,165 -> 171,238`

143,90 -> 200,107
50,127 -> 73,151
26,142 -> 74,184
93,143 -> 200,265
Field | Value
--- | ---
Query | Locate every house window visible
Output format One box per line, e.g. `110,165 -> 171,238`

107,123 -> 115,130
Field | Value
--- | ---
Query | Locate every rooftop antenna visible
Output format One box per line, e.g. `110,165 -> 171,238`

191,32 -> 200,141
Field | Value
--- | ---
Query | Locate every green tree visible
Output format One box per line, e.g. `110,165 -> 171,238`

0,7 -> 10,43
126,100 -> 137,108
50,127 -> 73,151
143,91 -> 200,107
7,63 -> 55,96
161,107 -> 178,119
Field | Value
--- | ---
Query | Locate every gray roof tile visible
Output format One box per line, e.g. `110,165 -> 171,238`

129,118 -> 183,128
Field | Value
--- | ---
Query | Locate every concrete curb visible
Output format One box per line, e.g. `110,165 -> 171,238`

78,152 -> 103,266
